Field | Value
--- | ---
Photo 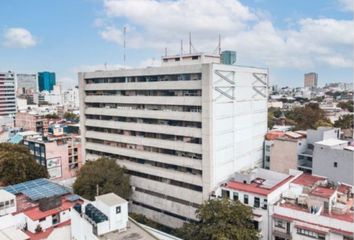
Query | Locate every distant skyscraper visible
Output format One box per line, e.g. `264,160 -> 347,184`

0,71 -> 16,116
304,72 -> 318,88
16,73 -> 38,94
38,72 -> 56,92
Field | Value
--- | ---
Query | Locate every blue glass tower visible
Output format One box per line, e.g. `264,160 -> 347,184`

38,72 -> 56,92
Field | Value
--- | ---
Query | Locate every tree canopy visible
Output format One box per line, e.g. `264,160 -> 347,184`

0,143 -> 48,185
285,103 -> 332,130
73,157 -> 131,201
177,198 -> 258,240
334,114 -> 354,129
64,112 -> 79,122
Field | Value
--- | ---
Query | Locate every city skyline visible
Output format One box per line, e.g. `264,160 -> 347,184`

0,0 -> 353,88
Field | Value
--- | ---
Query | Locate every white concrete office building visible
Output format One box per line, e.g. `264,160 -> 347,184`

0,71 -> 16,117
79,53 -> 268,228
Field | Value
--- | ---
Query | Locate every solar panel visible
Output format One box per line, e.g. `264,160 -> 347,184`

66,194 -> 80,202
4,178 -> 70,201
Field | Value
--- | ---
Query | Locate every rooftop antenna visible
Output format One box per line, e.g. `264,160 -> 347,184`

165,47 -> 167,57
104,62 -> 107,70
180,40 -> 183,61
189,32 -> 192,54
123,26 -> 127,68
218,33 -> 221,55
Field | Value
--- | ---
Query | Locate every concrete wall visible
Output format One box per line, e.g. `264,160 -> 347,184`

270,139 -> 299,174
313,144 -> 354,185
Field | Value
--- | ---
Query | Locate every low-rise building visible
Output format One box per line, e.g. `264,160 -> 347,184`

71,192 -> 182,240
22,125 -> 82,181
15,112 -> 48,135
313,138 -> 354,186
272,173 -> 354,240
215,168 -> 299,239
0,178 -> 82,240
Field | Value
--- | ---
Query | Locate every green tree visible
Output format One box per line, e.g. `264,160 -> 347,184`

73,157 -> 131,200
0,143 -> 48,185
64,112 -> 79,122
337,101 -> 354,112
45,113 -> 59,119
334,114 -> 354,129
286,103 -> 331,130
177,198 -> 258,240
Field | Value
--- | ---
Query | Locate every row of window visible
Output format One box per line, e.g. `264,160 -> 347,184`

135,187 -> 200,208
86,140 -> 202,159
127,170 -> 203,192
85,73 -> 202,84
297,228 -> 325,240
85,89 -> 201,97
86,126 -> 202,144
221,189 -> 267,209
0,199 -> 15,210
86,147 -> 202,175
86,114 -> 202,128
85,103 -> 202,113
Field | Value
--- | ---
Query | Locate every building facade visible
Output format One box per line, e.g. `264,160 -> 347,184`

23,127 -> 82,181
304,72 -> 318,88
79,53 -> 268,227
38,71 -> 56,92
16,73 -> 37,95
0,71 -> 16,117
15,111 -> 49,135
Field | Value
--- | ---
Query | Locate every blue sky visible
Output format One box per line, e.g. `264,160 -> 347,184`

0,0 -> 353,88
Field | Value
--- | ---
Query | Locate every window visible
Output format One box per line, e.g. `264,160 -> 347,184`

39,217 -> 46,222
297,228 -> 325,239
334,162 -> 338,168
192,56 -> 199,60
116,206 -> 121,214
244,194 -> 249,204
221,190 -> 230,199
233,192 -> 239,201
254,197 -> 260,208
274,219 -> 285,229
263,199 -> 268,210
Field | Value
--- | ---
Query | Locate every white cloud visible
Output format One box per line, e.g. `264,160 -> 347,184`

97,0 -> 354,69
74,63 -> 128,73
3,28 -> 37,48
337,0 -> 354,12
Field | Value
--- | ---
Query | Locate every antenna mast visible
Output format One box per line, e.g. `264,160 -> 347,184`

123,26 -> 127,68
180,40 -> 183,61
189,32 -> 192,54
218,33 -> 221,55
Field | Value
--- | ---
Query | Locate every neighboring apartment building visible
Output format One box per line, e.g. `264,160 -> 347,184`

313,138 -> 354,186
16,73 -> 38,95
265,127 -> 341,174
23,125 -> 82,180
79,52 -> 268,227
63,86 -> 80,110
15,111 -> 49,135
0,71 -> 16,117
304,72 -> 318,88
272,173 -> 353,240
215,168 -> 298,240
0,179 -> 82,240
38,71 -> 56,92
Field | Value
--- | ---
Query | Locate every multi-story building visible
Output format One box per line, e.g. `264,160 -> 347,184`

23,125 -> 82,180
313,138 -> 354,186
304,72 -> 318,88
15,111 -> 49,135
38,71 -> 56,92
79,52 -> 268,227
63,86 -> 80,109
272,173 -> 353,240
0,178 -> 82,239
265,127 -> 341,174
215,168 -> 298,240
16,73 -> 37,95
0,71 -> 16,117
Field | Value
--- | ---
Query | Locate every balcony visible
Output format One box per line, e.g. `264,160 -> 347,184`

85,107 -> 202,122
84,95 -> 202,106
85,119 -> 202,138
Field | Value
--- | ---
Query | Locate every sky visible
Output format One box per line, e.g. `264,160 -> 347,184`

0,0 -> 353,89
